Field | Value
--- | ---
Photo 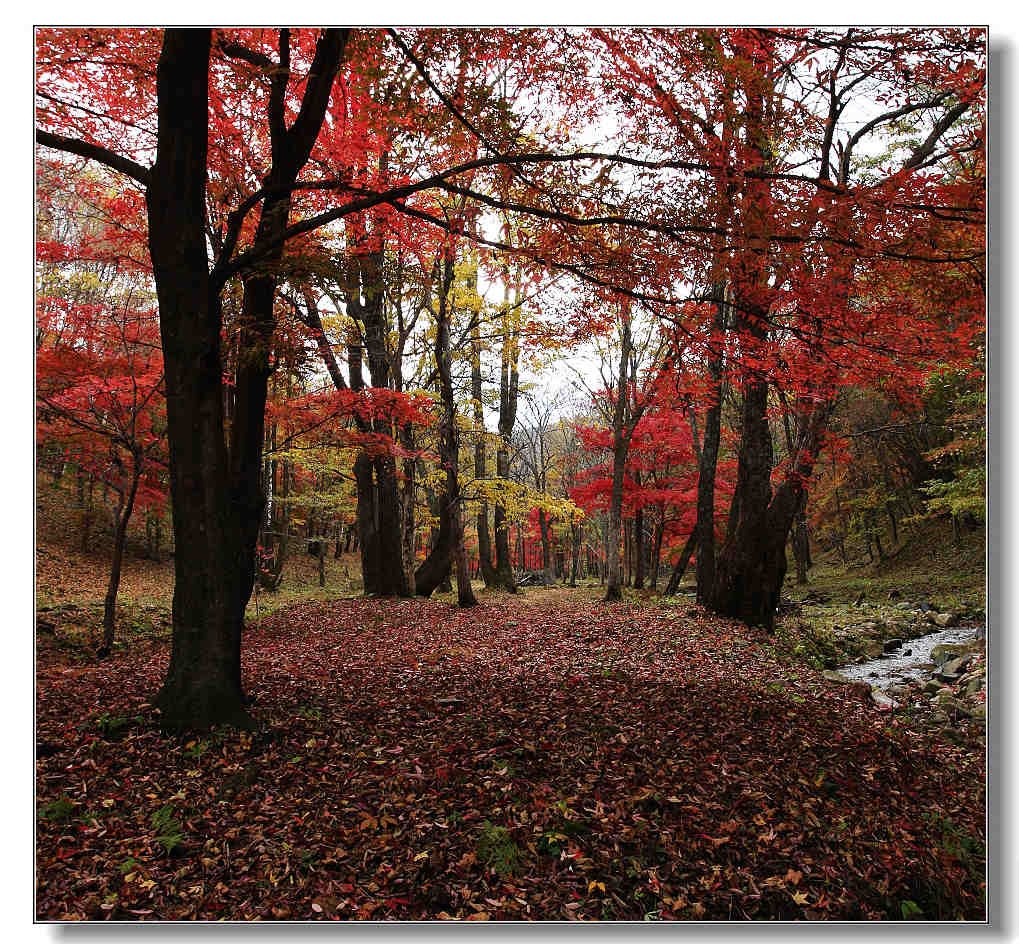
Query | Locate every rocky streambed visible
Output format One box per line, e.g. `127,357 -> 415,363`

784,594 -> 987,738
836,624 -> 984,690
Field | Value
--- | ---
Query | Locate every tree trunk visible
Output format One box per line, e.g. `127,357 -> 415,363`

491,273 -> 520,590
98,457 -> 142,658
417,255 -> 475,606
792,499 -> 810,585
604,313 -> 634,602
472,310 -> 498,587
538,508 -> 554,584
147,30 -> 250,730
709,354 -> 779,629
665,529 -> 699,596
415,498 -> 453,597
650,502 -> 664,590
633,502 -> 645,590
711,397 -> 831,631
695,285 -> 727,607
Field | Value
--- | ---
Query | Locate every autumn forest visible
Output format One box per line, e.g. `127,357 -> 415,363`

35,27 -> 987,921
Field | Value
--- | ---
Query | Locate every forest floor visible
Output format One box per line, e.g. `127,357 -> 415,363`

36,580 -> 986,920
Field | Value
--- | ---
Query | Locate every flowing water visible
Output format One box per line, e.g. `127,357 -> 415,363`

837,624 -> 984,690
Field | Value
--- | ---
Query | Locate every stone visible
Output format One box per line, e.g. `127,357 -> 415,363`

822,670 -> 851,684
933,612 -> 958,628
943,655 -> 973,676
931,643 -> 970,666
895,602 -> 913,611
862,640 -> 885,659
882,638 -> 903,653
870,689 -> 899,710
923,680 -> 943,695
930,710 -> 950,724
964,677 -> 983,696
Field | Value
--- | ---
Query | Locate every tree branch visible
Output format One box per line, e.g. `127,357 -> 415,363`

36,128 -> 151,187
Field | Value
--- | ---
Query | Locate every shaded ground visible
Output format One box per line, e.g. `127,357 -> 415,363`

36,589 -> 985,921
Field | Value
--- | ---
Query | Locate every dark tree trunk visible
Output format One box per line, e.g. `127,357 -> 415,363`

492,447 -> 517,591
709,359 -> 778,628
98,456 -> 142,658
147,30 -> 251,730
472,312 -> 497,587
570,522 -> 581,587
436,256 -> 476,607
650,502 -> 665,590
665,529 -> 699,596
695,286 -> 727,608
415,499 -> 453,597
711,396 -> 831,631
633,501 -> 645,590
538,509 -> 554,584
491,275 -> 520,591
228,29 -> 348,624
792,499 -> 810,585
145,29 -> 348,730
399,423 -> 417,593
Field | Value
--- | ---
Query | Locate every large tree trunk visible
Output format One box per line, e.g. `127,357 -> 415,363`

151,29 -> 346,730
711,395 -> 831,631
709,350 -> 777,629
148,30 -> 250,730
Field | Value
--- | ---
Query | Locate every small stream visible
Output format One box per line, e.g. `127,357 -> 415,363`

837,624 -> 984,690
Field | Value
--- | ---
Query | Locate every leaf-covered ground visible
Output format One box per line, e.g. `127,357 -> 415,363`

36,589 -> 985,921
